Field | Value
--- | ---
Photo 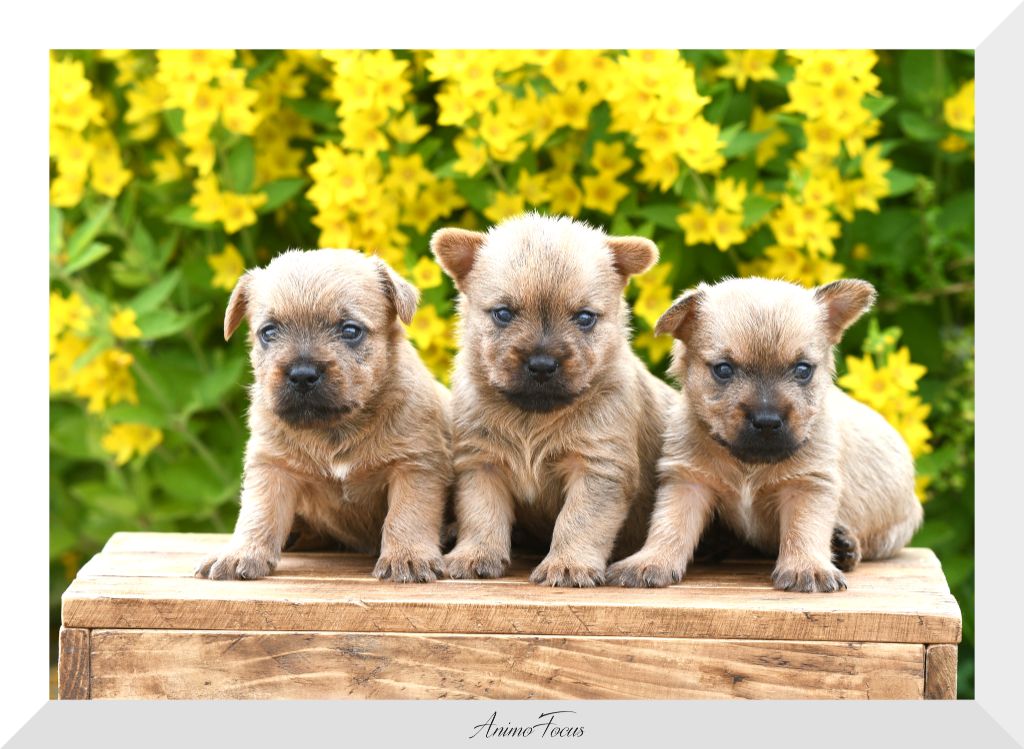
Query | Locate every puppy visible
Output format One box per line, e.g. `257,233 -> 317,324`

608,277 -> 923,592
195,249 -> 452,583
431,213 -> 677,587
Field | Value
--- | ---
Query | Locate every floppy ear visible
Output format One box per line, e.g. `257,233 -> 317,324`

655,286 -> 706,342
376,260 -> 420,325
224,272 -> 252,341
813,279 -> 876,344
607,236 -> 658,282
431,227 -> 486,290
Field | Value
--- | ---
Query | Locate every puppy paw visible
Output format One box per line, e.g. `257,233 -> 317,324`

373,547 -> 444,583
529,554 -> 605,587
194,546 -> 279,581
831,525 -> 862,572
443,546 -> 509,579
607,553 -> 684,588
772,559 -> 847,593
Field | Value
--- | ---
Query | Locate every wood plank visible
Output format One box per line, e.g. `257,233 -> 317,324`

925,643 -> 958,699
88,629 -> 925,700
58,627 -> 90,700
62,573 -> 961,643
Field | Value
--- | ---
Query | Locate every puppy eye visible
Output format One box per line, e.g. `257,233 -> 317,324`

258,324 -> 279,345
573,310 -> 598,330
338,322 -> 364,343
793,362 -> 815,382
711,362 -> 735,381
491,307 -> 514,327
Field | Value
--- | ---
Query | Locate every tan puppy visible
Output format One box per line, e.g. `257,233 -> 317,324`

432,213 -> 676,587
194,249 -> 452,583
608,277 -> 923,592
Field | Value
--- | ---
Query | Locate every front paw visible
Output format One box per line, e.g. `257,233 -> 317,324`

194,545 -> 279,581
374,547 -> 444,583
529,554 -> 605,587
443,545 -> 509,579
772,558 -> 847,593
607,552 -> 684,588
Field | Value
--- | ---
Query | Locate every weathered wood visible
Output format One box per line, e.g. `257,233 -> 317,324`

60,534 -> 963,645
924,643 -> 958,699
88,630 -> 925,700
57,627 -> 90,700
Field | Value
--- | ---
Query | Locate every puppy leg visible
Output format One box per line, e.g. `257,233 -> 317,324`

529,468 -> 627,587
831,525 -> 862,572
374,468 -> 446,583
608,477 -> 716,588
444,465 -> 514,579
772,480 -> 847,593
195,461 -> 297,580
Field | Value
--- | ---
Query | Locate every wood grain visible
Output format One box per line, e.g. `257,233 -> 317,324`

60,534 -> 963,644
88,629 -> 925,700
58,627 -> 90,700
925,643 -> 958,699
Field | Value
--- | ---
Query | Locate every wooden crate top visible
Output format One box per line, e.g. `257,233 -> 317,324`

62,532 -> 962,644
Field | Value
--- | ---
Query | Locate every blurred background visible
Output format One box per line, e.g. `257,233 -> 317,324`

49,49 -> 975,695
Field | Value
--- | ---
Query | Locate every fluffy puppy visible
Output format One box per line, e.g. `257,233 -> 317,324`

608,277 -> 923,593
431,213 -> 676,587
195,249 -> 452,583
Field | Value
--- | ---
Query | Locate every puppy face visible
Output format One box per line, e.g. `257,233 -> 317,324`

224,249 -> 418,429
657,277 -> 875,464
432,214 -> 657,413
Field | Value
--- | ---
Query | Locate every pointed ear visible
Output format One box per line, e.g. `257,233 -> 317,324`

224,272 -> 252,341
813,279 -> 876,344
655,286 -> 706,342
607,235 -> 659,281
376,260 -> 419,325
431,227 -> 486,290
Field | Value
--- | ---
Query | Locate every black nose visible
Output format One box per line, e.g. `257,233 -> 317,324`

750,409 -> 784,432
526,354 -> 559,380
287,363 -> 322,392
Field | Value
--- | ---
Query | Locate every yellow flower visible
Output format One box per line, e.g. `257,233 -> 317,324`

208,244 -> 246,292
387,110 -> 429,144
453,136 -> 488,177
915,474 -> 932,503
633,285 -> 674,330
719,50 -> 778,90
885,347 -> 928,392
581,172 -> 629,215
109,308 -> 142,340
634,330 -> 674,364
590,141 -> 632,177
677,203 -> 713,246
411,256 -> 443,290
220,191 -> 267,234
714,178 -> 748,213
547,174 -> 583,216
101,423 -> 163,466
939,134 -> 969,153
943,80 -> 974,133
750,106 -> 788,167
517,171 -> 551,206
838,354 -> 900,411
406,304 -> 447,350
483,191 -> 525,223
707,208 -> 746,251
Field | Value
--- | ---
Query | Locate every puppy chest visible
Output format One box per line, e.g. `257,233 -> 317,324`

719,483 -> 779,550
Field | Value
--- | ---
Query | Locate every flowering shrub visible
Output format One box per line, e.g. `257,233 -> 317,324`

48,49 -> 975,694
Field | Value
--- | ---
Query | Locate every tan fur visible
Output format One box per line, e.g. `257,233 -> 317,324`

608,277 -> 923,592
195,249 -> 452,583
432,213 -> 676,587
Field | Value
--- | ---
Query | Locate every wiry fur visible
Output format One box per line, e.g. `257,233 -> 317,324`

195,249 -> 452,583
432,214 -> 676,587
608,277 -> 923,592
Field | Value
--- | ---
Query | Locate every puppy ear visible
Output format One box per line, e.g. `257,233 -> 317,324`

813,279 -> 876,343
376,260 -> 420,325
224,272 -> 252,341
431,227 -> 486,289
607,236 -> 659,281
655,286 -> 705,342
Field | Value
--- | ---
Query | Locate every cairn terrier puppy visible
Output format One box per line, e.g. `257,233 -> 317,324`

431,213 -> 676,587
608,277 -> 923,593
195,249 -> 452,583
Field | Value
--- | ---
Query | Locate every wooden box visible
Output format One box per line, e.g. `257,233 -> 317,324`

59,532 -> 962,700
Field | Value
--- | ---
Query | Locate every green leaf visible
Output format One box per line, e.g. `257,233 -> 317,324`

50,206 -> 65,257
631,203 -> 681,230
104,401 -> 170,428
885,169 -> 918,198
153,457 -> 234,506
898,111 -> 944,142
722,128 -> 766,159
455,179 -> 492,212
899,50 -> 946,107
192,357 -> 247,410
285,97 -> 339,127
742,195 -> 777,228
63,242 -> 112,275
164,205 -> 217,230
225,137 -> 255,192
73,481 -> 141,519
137,306 -> 210,340
258,178 -> 309,214
129,270 -> 182,314
862,95 -> 897,118
66,201 -> 115,260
